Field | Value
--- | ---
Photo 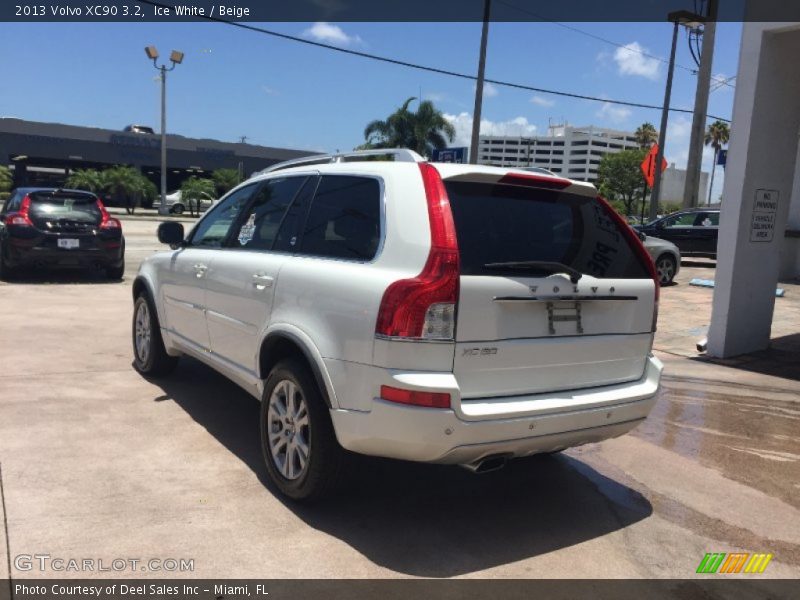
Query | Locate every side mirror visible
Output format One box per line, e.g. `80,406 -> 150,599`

637,231 -> 646,243
157,221 -> 185,248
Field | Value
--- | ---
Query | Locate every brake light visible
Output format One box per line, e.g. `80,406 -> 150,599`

380,385 -> 451,409
498,172 -> 571,190
375,163 -> 460,340
4,195 -> 33,227
96,197 -> 121,229
595,195 -> 660,330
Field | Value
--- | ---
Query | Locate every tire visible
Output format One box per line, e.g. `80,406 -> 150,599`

170,204 -> 185,215
260,359 -> 345,501
655,254 -> 677,285
132,292 -> 179,377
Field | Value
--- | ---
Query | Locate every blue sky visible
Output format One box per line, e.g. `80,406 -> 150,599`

1,20 -> 741,198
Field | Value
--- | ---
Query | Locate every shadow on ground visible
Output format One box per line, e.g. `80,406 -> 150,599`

149,357 -> 653,577
693,333 -> 800,382
1,267 -> 122,285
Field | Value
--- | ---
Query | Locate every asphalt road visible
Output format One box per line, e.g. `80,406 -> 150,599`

0,218 -> 798,582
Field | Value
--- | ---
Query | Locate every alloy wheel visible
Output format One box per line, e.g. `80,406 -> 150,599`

134,301 -> 151,364
266,379 -> 311,480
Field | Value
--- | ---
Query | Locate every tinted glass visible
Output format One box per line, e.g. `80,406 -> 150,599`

299,176 -> 381,261
28,192 -> 101,224
697,212 -> 719,227
273,176 -> 318,253
190,184 -> 257,248
230,176 -> 307,251
663,213 -> 697,227
445,181 -> 650,279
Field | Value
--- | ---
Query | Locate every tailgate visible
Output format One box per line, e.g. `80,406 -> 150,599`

445,176 -> 656,399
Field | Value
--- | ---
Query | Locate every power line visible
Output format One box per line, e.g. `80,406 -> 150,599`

135,0 -> 731,123
495,0 -> 735,89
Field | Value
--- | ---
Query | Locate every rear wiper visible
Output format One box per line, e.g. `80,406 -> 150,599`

483,261 -> 583,284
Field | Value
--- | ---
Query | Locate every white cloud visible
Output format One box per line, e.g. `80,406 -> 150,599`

613,42 -> 661,80
422,92 -> 446,103
473,82 -> 498,98
530,95 -> 555,107
596,102 -> 632,124
444,113 -> 537,148
302,22 -> 362,46
261,86 -> 279,96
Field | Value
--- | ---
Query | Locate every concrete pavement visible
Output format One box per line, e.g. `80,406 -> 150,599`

0,218 -> 798,580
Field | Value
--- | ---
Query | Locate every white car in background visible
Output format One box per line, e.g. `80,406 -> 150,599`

131,150 -> 663,501
154,190 -> 216,215
638,232 -> 681,285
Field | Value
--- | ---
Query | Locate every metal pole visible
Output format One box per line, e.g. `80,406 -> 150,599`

682,0 -> 718,208
159,66 -> 168,215
469,0 -> 491,165
649,21 -> 680,222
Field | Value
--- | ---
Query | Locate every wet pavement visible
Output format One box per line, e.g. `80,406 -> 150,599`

0,219 -> 798,581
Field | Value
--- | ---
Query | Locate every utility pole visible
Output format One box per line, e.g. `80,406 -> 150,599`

238,136 -> 248,144
683,0 -> 718,208
649,17 -> 681,222
469,0 -> 491,165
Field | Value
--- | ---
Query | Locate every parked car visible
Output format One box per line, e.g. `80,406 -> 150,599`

153,190 -> 215,215
123,124 -> 155,134
0,187 -> 125,280
132,149 -> 662,500
639,233 -> 681,285
635,206 -> 719,259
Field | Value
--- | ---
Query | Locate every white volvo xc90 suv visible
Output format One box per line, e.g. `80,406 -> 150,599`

132,149 -> 663,500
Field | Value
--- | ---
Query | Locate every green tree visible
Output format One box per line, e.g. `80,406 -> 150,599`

596,148 -> 648,216
102,166 -> 148,214
181,177 -> 216,217
66,169 -> 105,193
634,123 -> 658,149
363,97 -> 455,158
0,165 -> 13,198
212,168 -> 240,197
704,120 -> 730,204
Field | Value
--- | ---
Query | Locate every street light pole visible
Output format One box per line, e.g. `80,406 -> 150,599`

649,19 -> 680,222
469,0 -> 491,165
145,46 -> 183,215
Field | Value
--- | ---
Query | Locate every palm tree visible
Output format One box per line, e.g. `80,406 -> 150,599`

634,122 -> 658,149
181,177 -> 216,217
363,97 -> 455,158
66,169 -> 105,193
0,165 -> 13,196
212,168 -> 240,197
102,166 -> 145,214
704,120 -> 730,205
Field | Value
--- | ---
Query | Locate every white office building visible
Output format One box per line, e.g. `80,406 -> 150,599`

477,124 -> 641,183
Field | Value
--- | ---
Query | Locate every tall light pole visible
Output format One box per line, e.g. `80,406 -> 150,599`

145,46 -> 184,215
469,0 -> 491,165
649,11 -> 705,222
683,0 -> 718,208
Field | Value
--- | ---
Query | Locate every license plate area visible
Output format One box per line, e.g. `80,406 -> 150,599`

57,238 -> 80,249
546,301 -> 583,335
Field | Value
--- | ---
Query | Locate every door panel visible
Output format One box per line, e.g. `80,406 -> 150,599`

692,211 -> 719,256
159,248 -> 216,351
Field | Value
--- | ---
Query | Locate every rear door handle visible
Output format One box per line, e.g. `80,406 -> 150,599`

252,273 -> 274,289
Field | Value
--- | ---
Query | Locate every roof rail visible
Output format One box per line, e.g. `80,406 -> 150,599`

255,148 -> 425,176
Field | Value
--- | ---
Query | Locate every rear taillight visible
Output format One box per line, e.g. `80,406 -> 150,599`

498,172 -> 571,190
4,195 -> 33,227
380,385 -> 451,409
96,198 -> 121,229
596,196 -> 660,331
375,163 -> 460,340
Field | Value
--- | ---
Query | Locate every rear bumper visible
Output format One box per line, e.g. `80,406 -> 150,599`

330,354 -> 662,464
5,239 -> 123,269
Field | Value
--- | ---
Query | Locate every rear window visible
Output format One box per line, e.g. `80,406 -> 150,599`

445,181 -> 650,279
28,192 -> 101,224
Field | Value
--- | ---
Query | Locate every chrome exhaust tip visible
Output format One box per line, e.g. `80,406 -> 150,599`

461,454 -> 510,474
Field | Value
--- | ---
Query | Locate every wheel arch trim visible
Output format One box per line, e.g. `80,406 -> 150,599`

258,324 -> 338,409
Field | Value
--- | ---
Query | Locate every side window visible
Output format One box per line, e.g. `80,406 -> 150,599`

189,184 -> 257,248
298,176 -> 381,261
697,212 -> 719,227
273,176 -> 318,253
662,213 -> 697,228
2,191 -> 20,213
230,176 -> 308,251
